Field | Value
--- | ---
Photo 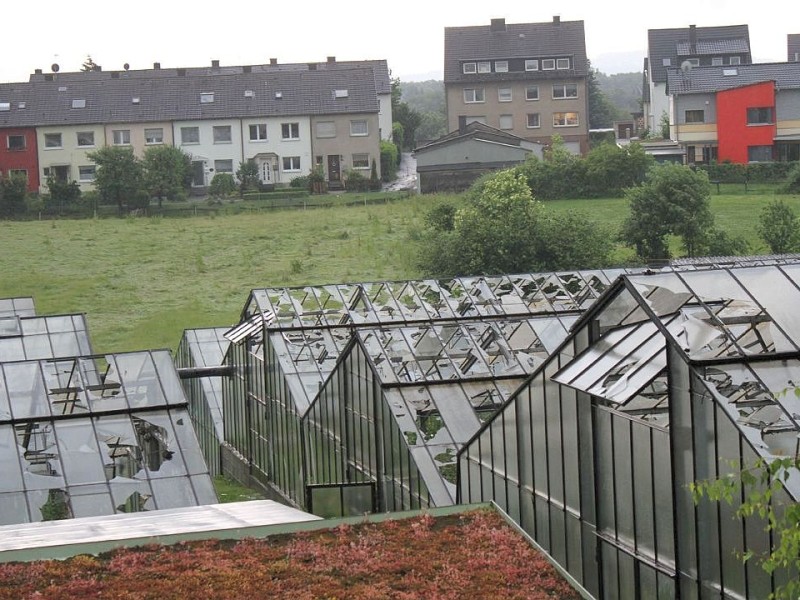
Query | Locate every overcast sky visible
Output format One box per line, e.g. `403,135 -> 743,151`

1,1 -> 793,84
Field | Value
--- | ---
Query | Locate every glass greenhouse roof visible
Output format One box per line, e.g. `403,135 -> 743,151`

0,350 -> 217,525
0,297 -> 36,319
0,314 -> 92,363
180,328 -> 230,438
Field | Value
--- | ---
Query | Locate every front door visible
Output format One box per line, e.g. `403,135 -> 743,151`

191,161 -> 205,187
259,160 -> 272,183
327,155 -> 341,183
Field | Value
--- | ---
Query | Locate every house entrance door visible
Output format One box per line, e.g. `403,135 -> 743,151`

327,155 -> 341,183
191,161 -> 205,187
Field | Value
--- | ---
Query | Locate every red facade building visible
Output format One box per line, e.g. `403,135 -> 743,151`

715,81 -> 776,163
0,128 -> 40,192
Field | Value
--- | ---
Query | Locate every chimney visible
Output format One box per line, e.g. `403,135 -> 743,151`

153,62 -> 161,70
308,63 -> 317,70
490,18 -> 506,32
327,56 -> 336,63
553,15 -> 561,25
34,68 -> 43,75
177,68 -> 186,76
243,65 -> 252,73
211,59 -> 220,68
270,58 -> 278,65
689,24 -> 697,53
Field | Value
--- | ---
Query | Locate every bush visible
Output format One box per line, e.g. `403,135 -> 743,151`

779,163 -> 800,195
380,140 -> 399,182
758,199 -> 800,253
209,173 -> 237,198
344,170 -> 370,192
0,173 -> 29,217
290,175 -> 310,189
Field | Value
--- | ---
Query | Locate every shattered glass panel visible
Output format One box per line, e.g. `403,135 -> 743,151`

114,353 -> 165,409
132,414 -> 186,478
16,421 -> 65,489
96,417 -> 143,480
0,424 -> 25,492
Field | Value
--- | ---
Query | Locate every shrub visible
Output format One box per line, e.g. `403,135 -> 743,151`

380,140 -> 399,182
209,173 -> 237,198
0,173 -> 29,217
290,175 -> 310,189
344,170 -> 370,192
758,199 -> 800,253
779,163 -> 800,195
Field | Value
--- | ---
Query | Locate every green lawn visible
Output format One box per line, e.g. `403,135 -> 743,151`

1,191 -> 797,353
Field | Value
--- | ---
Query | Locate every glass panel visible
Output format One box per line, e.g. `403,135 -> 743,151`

54,419 -> 107,484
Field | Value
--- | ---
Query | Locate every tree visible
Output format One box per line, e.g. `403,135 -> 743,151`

45,177 -> 81,214
759,200 -> 800,253
417,169 -> 612,276
391,78 -> 422,150
142,145 -> 191,207
587,62 -> 623,128
88,146 -> 145,213
620,164 -> 714,261
236,160 -> 260,194
0,173 -> 28,217
659,111 -> 671,139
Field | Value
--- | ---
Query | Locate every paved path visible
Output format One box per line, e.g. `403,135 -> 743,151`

383,152 -> 417,192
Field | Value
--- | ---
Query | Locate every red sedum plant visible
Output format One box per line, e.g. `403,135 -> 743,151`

0,509 -> 578,599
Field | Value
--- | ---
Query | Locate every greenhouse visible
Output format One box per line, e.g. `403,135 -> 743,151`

457,264 -> 800,599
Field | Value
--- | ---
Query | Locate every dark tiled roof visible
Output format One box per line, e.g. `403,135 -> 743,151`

444,19 -> 587,83
414,121 -> 529,152
0,68 -> 379,128
648,25 -> 750,84
676,38 -> 750,56
666,61 -> 800,95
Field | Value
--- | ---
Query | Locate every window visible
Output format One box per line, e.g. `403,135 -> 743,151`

747,107 -> 774,125
181,127 -> 200,144
542,59 -> 556,70
685,109 -> 704,123
498,88 -> 512,102
78,165 -> 96,182
71,99 -> 86,109
213,126 -> 232,143
76,131 -> 95,147
463,62 -> 477,74
748,145 -> 773,162
44,133 -> 62,148
526,113 -> 540,128
525,86 -> 539,101
200,92 -> 214,103
112,129 -> 130,145
315,121 -> 336,138
0,102 -> 9,111
350,120 -> 368,136
352,153 -> 370,169
214,159 -> 233,173
282,122 -> 300,139
334,89 -> 349,98
553,112 -> 579,127
525,59 -> 539,71
248,123 -> 267,141
7,135 -> 26,151
495,61 -> 509,72
144,128 -> 164,144
662,58 -> 672,67
282,156 -> 301,171
687,58 -> 700,67
463,88 -> 485,103
477,61 -> 491,73
712,57 -> 723,66
499,115 -> 513,130
729,56 -> 741,65
556,58 -> 570,69
552,83 -> 578,99
9,169 -> 28,182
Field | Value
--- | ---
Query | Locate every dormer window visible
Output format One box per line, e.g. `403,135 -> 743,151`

556,58 -> 570,69
687,58 -> 700,67
477,61 -> 491,73
494,61 -> 509,73
0,102 -> 9,112
71,99 -> 86,109
541,59 -> 556,70
200,92 -> 214,104
729,56 -> 741,65
463,62 -> 477,74
525,60 -> 539,71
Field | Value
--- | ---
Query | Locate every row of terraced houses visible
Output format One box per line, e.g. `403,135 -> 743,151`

0,58 -> 393,194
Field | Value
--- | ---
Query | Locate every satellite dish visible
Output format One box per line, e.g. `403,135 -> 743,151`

123,63 -> 130,71
51,63 -> 60,73
680,60 -> 693,74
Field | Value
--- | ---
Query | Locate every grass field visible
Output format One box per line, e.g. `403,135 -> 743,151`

1,190 -> 798,353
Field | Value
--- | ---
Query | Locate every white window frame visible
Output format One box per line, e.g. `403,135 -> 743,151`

144,128 -> 164,145
729,56 -> 741,65
349,120 -> 368,137
552,83 -> 578,99
212,125 -> 232,144
315,121 -> 336,138
712,57 -> 723,66
352,153 -> 370,169
477,61 -> 491,73
282,156 -> 301,171
525,86 -> 539,101
662,58 -> 672,67
214,159 -> 234,174
7,134 -> 26,151
71,99 -> 86,109
494,60 -> 509,73
498,88 -> 513,102
281,122 -> 300,140
687,58 -> 700,67
556,58 -> 570,70
200,92 -> 214,104
499,115 -> 513,130
463,62 -> 477,74
525,59 -> 539,71
553,112 -> 579,127
526,113 -> 540,129
249,123 -> 268,141
44,133 -> 62,149
0,102 -> 10,111
463,88 -> 485,103
78,165 -> 96,182
181,127 -> 200,145
542,59 -> 556,70
112,129 -> 131,145
76,131 -> 95,147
